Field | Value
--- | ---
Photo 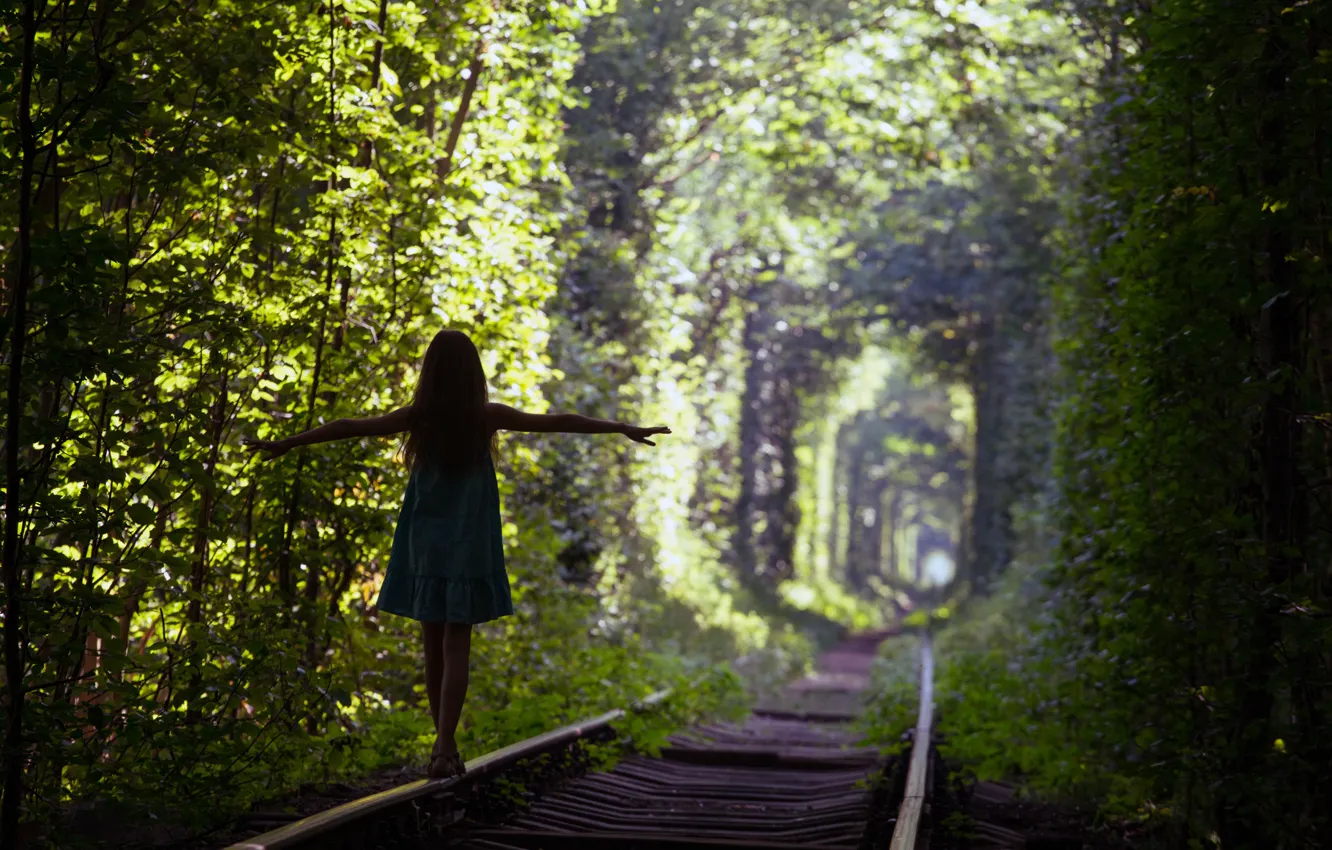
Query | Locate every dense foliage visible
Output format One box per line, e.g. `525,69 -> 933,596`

864,2 -> 1332,848
0,0 -> 757,841
1051,0 -> 1332,843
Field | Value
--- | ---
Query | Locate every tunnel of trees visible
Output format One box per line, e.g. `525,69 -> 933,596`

1,0 -> 1329,846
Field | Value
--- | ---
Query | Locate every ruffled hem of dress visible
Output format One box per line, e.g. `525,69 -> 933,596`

375,574 -> 513,624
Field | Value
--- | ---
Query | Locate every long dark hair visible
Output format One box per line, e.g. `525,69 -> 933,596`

401,330 -> 496,472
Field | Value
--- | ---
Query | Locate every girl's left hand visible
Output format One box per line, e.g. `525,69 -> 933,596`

243,437 -> 293,459
623,425 -> 671,446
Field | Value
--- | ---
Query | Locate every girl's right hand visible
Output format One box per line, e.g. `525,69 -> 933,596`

622,425 -> 671,446
242,437 -> 293,459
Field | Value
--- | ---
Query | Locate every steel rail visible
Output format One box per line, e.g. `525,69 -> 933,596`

465,635 -> 891,849
218,637 -> 904,850
887,631 -> 934,850
223,691 -> 668,850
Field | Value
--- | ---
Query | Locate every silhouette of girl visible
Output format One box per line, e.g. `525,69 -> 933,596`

245,329 -> 670,778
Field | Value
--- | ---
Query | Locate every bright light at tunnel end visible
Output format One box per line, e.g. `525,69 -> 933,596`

922,550 -> 955,586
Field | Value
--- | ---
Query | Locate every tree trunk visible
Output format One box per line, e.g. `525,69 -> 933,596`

732,311 -> 762,584
883,488 -> 901,585
1219,23 -> 1305,845
354,0 -> 392,168
437,44 -> 486,180
966,316 -> 1008,592
844,442 -> 867,592
766,383 -> 801,581
2,0 -> 39,840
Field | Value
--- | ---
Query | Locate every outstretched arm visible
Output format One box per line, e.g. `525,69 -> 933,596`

486,402 -> 670,445
245,406 -> 413,459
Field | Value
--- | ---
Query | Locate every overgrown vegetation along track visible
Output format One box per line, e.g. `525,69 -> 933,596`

225,629 -> 935,850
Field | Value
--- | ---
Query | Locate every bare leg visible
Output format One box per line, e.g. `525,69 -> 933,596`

423,621 -> 446,734
434,622 -> 472,758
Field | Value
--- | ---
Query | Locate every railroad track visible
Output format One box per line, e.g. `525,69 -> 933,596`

225,630 -> 935,850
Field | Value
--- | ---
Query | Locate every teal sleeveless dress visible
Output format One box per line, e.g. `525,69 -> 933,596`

375,455 -> 513,624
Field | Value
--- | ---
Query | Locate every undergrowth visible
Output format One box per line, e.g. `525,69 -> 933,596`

858,560 -> 1156,824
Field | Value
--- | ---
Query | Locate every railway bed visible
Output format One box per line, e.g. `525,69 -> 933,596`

225,629 -> 933,850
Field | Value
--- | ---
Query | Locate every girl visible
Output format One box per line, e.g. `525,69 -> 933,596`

245,329 -> 669,779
